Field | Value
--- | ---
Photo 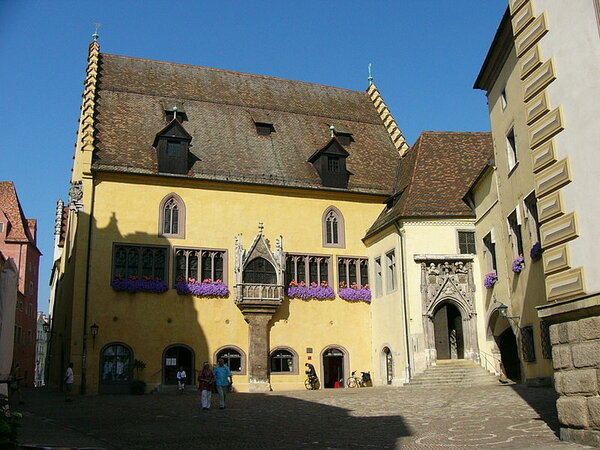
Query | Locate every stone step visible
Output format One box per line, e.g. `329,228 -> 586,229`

405,360 -> 499,387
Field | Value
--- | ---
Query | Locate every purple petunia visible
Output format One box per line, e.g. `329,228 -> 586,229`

175,281 -> 229,297
287,284 -> 336,300
483,272 -> 498,289
512,255 -> 525,273
112,278 -> 168,294
530,242 -> 543,261
339,287 -> 371,303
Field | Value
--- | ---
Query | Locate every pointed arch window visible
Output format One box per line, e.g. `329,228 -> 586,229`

322,206 -> 345,248
159,194 -> 185,238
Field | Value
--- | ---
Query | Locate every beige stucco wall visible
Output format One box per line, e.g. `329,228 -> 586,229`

533,0 -> 600,294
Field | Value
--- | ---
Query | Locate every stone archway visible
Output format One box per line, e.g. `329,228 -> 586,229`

415,255 -> 479,366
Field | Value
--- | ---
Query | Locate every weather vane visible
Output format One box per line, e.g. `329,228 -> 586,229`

92,22 -> 101,41
368,63 -> 374,83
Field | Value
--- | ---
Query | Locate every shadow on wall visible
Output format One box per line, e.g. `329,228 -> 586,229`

50,210 -> 210,394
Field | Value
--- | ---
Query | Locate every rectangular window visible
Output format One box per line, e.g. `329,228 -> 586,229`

167,141 -> 181,157
386,250 -> 396,293
327,157 -> 340,172
337,257 -> 368,287
521,326 -> 536,362
375,257 -> 382,297
175,248 -> 227,283
506,128 -> 518,171
524,192 -> 540,244
285,254 -> 330,285
508,209 -> 524,256
28,330 -> 32,345
500,87 -> 507,110
113,244 -> 168,281
458,231 -> 476,254
483,232 -> 497,272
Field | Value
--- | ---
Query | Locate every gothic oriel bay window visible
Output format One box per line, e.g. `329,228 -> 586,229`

243,257 -> 277,284
175,248 -> 226,282
338,257 -> 369,286
285,254 -> 331,284
113,244 -> 167,280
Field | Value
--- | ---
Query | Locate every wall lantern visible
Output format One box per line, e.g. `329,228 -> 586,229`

90,323 -> 99,347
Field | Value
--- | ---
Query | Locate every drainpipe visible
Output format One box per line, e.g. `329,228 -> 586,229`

394,222 -> 412,382
80,178 -> 97,395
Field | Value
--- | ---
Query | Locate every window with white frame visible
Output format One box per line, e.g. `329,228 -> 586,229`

506,127 -> 518,172
374,257 -> 382,297
322,206 -> 345,248
386,250 -> 396,293
270,348 -> 296,373
507,208 -> 524,256
458,231 -> 476,254
524,192 -> 540,245
500,87 -> 507,111
483,231 -> 497,272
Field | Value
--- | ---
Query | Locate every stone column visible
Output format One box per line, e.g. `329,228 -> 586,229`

245,314 -> 272,393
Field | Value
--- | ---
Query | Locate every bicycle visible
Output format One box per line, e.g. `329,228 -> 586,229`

346,371 -> 371,388
304,375 -> 320,390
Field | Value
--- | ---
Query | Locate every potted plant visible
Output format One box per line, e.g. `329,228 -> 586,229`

530,242 -> 543,261
338,281 -> 371,303
512,255 -> 525,273
287,281 -> 335,300
175,277 -> 230,297
484,272 -> 498,289
112,274 -> 168,294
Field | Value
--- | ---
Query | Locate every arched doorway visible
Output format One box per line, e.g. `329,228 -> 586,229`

383,347 -> 393,385
99,343 -> 133,394
497,328 -> 521,382
433,302 -> 464,360
322,347 -> 345,388
163,345 -> 194,385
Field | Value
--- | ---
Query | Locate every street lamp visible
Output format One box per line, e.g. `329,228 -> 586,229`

498,304 -> 521,328
90,323 -> 99,347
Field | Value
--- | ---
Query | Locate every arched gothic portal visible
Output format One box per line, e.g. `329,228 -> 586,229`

416,256 -> 479,366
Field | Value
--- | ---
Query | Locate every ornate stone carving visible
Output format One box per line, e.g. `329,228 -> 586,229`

69,181 -> 84,212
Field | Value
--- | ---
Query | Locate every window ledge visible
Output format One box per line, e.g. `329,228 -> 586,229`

507,161 -> 520,178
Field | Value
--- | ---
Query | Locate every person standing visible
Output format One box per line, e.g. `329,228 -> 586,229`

64,362 -> 74,402
213,358 -> 232,409
198,362 -> 214,410
176,366 -> 187,394
8,362 -> 23,405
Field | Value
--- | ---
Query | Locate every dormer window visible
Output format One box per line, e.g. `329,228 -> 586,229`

250,111 -> 275,136
329,124 -> 354,146
162,101 -> 187,123
152,119 -> 193,175
308,138 -> 352,189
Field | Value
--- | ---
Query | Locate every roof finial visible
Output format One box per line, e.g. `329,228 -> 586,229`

367,63 -> 374,84
92,22 -> 101,41
258,222 -> 264,234
172,106 -> 178,121
329,124 -> 335,137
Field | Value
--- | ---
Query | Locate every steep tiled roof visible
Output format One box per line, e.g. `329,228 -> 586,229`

91,53 -> 400,195
365,132 -> 493,238
0,181 -> 34,243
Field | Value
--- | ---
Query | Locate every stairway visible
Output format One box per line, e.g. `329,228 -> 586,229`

405,359 -> 500,387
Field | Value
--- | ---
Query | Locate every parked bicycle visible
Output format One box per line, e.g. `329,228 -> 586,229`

304,375 -> 320,390
346,370 -> 372,388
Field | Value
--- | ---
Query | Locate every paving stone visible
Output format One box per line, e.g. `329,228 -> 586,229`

14,384 -> 587,449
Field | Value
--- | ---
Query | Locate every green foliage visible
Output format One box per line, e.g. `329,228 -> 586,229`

0,394 -> 21,449
129,379 -> 146,395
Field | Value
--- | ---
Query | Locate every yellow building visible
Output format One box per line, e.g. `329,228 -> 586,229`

49,39 -> 410,394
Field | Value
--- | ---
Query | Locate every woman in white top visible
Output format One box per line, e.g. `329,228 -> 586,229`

176,366 -> 187,393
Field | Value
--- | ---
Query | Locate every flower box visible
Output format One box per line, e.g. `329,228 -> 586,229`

175,278 -> 229,297
512,255 -> 525,273
112,275 -> 168,294
483,272 -> 498,289
338,282 -> 371,303
530,242 -> 543,261
287,281 -> 335,300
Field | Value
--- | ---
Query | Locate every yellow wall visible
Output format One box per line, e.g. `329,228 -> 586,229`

81,173 -> 383,393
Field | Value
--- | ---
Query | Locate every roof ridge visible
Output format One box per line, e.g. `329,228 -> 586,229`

401,136 -> 423,216
420,130 -> 492,135
100,53 -> 369,96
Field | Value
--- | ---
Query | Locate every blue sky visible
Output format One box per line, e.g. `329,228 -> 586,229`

0,1 -> 506,314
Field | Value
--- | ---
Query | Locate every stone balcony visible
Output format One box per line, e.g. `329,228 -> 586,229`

234,284 -> 284,315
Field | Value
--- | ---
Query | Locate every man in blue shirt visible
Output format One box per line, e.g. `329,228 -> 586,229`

213,358 -> 233,409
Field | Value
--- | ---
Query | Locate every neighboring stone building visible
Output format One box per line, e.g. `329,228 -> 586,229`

0,182 -> 42,387
35,312 -> 49,387
474,1 -> 600,446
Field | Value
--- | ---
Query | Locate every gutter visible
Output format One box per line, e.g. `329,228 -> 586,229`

394,221 -> 412,383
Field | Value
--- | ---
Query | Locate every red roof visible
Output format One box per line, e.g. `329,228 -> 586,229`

0,181 -> 34,243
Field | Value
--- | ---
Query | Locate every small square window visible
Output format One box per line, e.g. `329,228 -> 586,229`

328,157 -> 340,172
458,231 -> 476,254
255,123 -> 275,136
167,141 -> 181,157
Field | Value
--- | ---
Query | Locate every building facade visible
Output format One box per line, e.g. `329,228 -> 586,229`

0,182 -> 42,387
474,1 -> 600,446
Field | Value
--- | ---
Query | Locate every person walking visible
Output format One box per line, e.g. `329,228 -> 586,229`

176,366 -> 187,394
213,358 -> 232,409
198,362 -> 214,410
8,362 -> 24,405
64,362 -> 74,402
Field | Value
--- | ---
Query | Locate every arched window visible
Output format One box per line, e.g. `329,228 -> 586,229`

159,194 -> 185,238
243,257 -> 276,284
322,206 -> 345,248
101,343 -> 132,383
216,347 -> 244,373
270,348 -> 297,373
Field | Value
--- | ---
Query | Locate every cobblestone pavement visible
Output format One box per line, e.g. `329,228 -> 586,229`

15,384 -> 591,449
